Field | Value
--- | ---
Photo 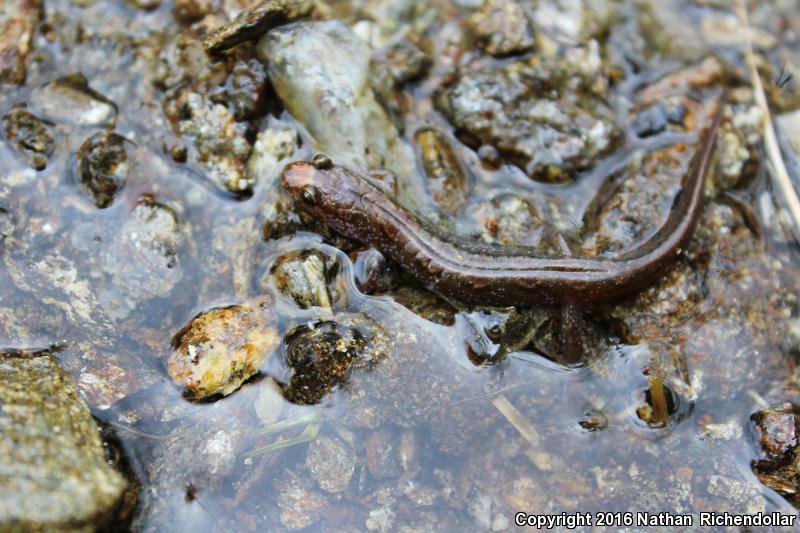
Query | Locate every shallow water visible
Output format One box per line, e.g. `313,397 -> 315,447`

2,0 -> 800,531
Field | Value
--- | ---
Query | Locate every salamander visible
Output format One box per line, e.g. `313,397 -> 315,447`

281,100 -> 723,306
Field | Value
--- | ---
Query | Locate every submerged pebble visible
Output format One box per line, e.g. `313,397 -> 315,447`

275,469 -> 330,530
473,193 -> 544,248
371,39 -> 431,87
415,128 -> 472,213
224,59 -> 268,121
752,403 -> 800,465
172,0 -> 215,23
76,131 -> 130,208
2,106 -> 55,170
631,99 -> 686,138
631,104 -> 668,138
365,428 -> 404,479
370,39 -> 432,123
282,320 -> 367,405
102,197 -> 183,303
270,251 -> 332,309
751,402 -> 800,501
248,119 -> 299,181
352,248 -> 391,295
305,435 -> 356,493
168,295 -> 280,399
177,92 -> 254,196
468,0 -> 535,57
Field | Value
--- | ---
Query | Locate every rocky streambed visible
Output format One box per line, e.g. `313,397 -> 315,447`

2,0 -> 800,531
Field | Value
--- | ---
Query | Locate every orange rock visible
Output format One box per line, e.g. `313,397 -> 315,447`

168,295 -> 280,399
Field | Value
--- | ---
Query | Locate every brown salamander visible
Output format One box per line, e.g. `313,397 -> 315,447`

281,101 -> 723,306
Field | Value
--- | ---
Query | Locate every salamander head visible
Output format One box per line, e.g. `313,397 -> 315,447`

281,156 -> 373,231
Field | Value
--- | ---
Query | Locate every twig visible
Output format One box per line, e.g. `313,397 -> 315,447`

202,0 -> 314,55
735,0 -> 800,233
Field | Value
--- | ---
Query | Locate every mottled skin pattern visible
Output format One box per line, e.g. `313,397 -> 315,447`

282,103 -> 722,306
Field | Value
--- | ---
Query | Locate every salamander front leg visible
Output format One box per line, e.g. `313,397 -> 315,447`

549,230 -> 586,365
559,303 -> 585,365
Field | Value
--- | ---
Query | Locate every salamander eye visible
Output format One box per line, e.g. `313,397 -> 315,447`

300,186 -> 319,206
312,154 -> 333,170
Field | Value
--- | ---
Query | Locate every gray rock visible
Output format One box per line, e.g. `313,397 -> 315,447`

0,349 -> 128,531
438,54 -> 617,182
29,73 -> 117,128
248,118 -> 299,182
468,0 -> 535,57
777,110 -> 800,188
275,469 -> 330,530
270,251 -> 332,309
305,435 -> 355,493
102,197 -> 183,303
177,92 -> 254,196
257,21 -> 426,207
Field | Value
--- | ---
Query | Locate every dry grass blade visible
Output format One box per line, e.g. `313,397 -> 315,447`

735,0 -> 800,235
243,423 -> 321,458
491,393 -> 541,446
256,412 -> 325,436
746,389 -> 770,409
